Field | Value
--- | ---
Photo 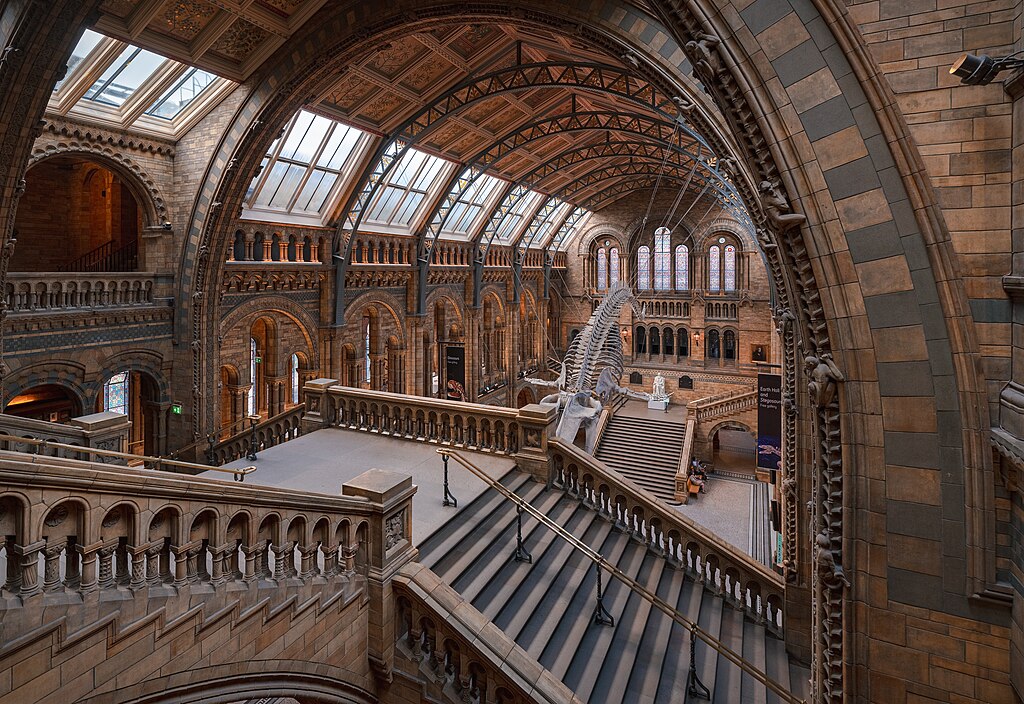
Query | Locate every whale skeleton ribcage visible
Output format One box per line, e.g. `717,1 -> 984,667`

562,282 -> 643,394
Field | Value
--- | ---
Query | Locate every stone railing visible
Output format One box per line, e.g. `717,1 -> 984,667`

0,411 -> 130,463
394,562 -> 582,704
547,437 -> 785,632
0,448 -> 418,704
676,417 -> 697,502
0,451 -> 401,602
689,387 -> 757,422
302,381 -> 521,455
5,272 -> 156,313
208,404 -> 305,465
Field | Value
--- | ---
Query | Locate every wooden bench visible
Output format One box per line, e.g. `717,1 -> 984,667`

687,477 -> 702,497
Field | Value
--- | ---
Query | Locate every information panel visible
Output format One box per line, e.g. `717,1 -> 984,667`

445,345 -> 466,401
757,373 -> 782,471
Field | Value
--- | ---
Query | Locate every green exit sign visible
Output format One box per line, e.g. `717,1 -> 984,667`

255,356 -> 262,364
171,403 -> 183,415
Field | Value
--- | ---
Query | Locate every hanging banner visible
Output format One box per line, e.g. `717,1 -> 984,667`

445,345 -> 466,401
757,373 -> 783,471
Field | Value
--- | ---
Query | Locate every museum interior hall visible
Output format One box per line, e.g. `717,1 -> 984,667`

0,0 -> 1022,702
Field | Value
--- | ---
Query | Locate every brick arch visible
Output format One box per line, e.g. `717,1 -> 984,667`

219,295 -> 320,373
87,350 -> 170,406
3,360 -> 89,415
27,145 -> 168,226
691,218 -> 757,253
345,289 -> 407,347
157,3 -> 991,700
576,224 -> 625,257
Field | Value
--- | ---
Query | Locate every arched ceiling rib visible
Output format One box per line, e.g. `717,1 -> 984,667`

87,4 -> 755,252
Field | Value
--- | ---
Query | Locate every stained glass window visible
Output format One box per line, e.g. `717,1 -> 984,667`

291,353 -> 299,405
709,245 -> 721,292
609,248 -> 620,286
675,244 -> 689,291
724,244 -> 737,291
637,246 -> 651,290
596,249 -> 607,291
653,228 -> 671,290
248,338 -> 257,416
364,320 -> 371,384
103,372 -> 129,416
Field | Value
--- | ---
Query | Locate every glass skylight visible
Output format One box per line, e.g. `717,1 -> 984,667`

549,206 -> 591,250
146,67 -> 218,119
494,191 -> 543,242
365,148 -> 452,228
54,29 -> 104,93
246,110 -> 366,218
84,46 -> 166,107
522,199 -> 570,248
440,171 -> 505,237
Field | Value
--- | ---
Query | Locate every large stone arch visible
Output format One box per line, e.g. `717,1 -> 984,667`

87,349 -> 171,406
3,360 -> 89,416
0,0 -> 966,699
345,289 -> 408,347
27,144 -> 169,227
219,295 -> 321,370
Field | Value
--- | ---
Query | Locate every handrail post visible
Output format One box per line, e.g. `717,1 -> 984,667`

687,622 -> 711,699
511,504 -> 532,563
593,562 -> 614,626
441,452 -> 458,507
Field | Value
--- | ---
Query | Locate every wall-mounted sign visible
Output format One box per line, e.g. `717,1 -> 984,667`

171,403 -> 183,415
445,345 -> 466,401
757,373 -> 782,471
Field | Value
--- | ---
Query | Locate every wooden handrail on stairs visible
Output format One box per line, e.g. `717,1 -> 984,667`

438,448 -> 805,704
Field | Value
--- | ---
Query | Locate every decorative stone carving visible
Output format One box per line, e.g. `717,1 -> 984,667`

385,509 -> 406,551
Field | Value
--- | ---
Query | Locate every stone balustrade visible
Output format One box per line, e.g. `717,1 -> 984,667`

0,449 -> 404,609
0,410 -> 131,463
303,381 -> 521,455
690,387 -> 757,421
547,437 -> 785,632
5,272 -> 156,313
394,562 -> 583,704
208,404 -> 305,465
349,233 -> 415,265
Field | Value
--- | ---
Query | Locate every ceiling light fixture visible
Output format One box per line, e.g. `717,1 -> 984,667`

949,52 -> 1024,85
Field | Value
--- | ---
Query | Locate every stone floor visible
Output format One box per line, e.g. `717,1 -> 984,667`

219,428 -> 515,543
615,398 -> 688,422
671,475 -> 753,555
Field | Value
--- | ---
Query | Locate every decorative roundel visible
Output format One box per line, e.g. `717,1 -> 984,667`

718,236 -> 726,243
604,240 -> 610,247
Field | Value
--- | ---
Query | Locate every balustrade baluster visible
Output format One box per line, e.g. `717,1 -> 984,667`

42,541 -> 65,592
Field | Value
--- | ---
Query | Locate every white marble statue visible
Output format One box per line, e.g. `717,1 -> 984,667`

652,374 -> 668,400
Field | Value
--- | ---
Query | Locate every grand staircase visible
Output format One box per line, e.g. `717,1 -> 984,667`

596,414 -> 685,502
419,467 -> 810,703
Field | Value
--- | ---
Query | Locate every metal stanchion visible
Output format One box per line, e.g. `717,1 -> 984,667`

593,562 -> 615,626
511,504 -> 533,563
245,414 -> 259,461
441,453 -> 458,507
686,622 -> 711,699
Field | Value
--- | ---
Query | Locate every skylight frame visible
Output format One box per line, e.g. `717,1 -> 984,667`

438,170 -> 508,240
362,148 -> 458,234
242,109 -> 373,227
46,31 -> 235,140
492,190 -> 545,244
521,199 -> 572,249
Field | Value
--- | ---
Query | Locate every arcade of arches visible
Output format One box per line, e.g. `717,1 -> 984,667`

1,0 -> 1023,702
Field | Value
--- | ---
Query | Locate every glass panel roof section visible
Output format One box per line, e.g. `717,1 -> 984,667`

365,148 -> 454,228
441,171 -> 505,237
54,30 -> 104,92
548,206 -> 591,250
494,191 -> 543,243
84,45 -> 167,107
245,110 -> 368,220
146,67 -> 218,119
524,199 -> 570,248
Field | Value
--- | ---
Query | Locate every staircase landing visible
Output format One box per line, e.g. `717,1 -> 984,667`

219,427 -> 514,541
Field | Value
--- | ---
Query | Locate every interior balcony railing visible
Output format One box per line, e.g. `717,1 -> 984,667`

58,239 -> 138,273
301,385 -> 784,633
5,271 -> 156,313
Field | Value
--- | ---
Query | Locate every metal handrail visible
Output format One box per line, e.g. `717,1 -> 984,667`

438,448 -> 805,704
0,433 -> 256,481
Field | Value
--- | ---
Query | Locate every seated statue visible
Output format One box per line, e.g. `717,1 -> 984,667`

652,373 -> 668,400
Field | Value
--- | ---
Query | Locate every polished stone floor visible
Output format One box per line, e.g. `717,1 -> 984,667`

219,428 -> 515,543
